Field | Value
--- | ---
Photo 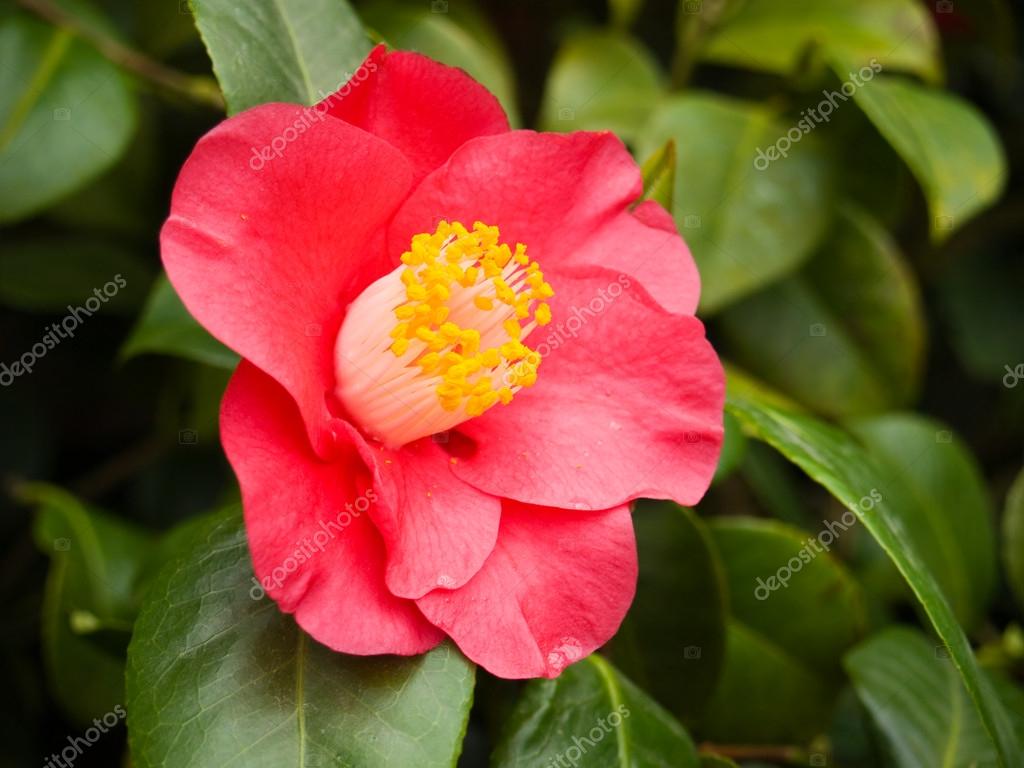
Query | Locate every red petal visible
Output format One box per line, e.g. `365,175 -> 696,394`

453,272 -> 724,510
388,130 -> 700,314
162,103 -> 413,455
324,45 -> 509,184
417,501 -> 637,678
221,360 -> 443,655
344,427 -> 502,600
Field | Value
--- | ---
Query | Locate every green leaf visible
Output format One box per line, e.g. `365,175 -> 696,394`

837,69 -> 1007,241
845,627 -> 1000,768
126,508 -> 475,767
121,273 -> 239,369
701,0 -> 940,82
700,518 -> 865,743
189,0 -> 371,113
360,0 -> 519,125
637,93 -> 834,314
493,654 -> 698,767
639,139 -> 676,212
0,13 -> 136,223
718,205 -> 925,416
937,247 -> 1024,384
605,502 -> 727,722
726,379 -> 1022,765
1002,467 -> 1024,615
848,413 -> 997,631
24,483 -> 154,724
0,236 -> 152,314
539,29 -> 664,143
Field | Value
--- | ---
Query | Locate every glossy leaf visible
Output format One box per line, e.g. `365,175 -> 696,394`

700,517 -> 865,743
605,502 -> 726,722
726,378 -> 1022,765
1002,467 -> 1024,615
846,627 -> 1000,767
121,273 -> 239,369
839,69 -> 1007,241
361,0 -> 519,125
126,508 -> 476,768
702,0 -> 940,82
638,93 -> 833,314
718,205 -> 925,416
25,483 -> 154,724
0,13 -> 136,222
493,654 -> 698,767
848,413 -> 997,631
539,29 -> 663,143
189,0 -> 371,113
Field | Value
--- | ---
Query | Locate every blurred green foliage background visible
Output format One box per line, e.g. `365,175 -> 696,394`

1,0 -> 1023,766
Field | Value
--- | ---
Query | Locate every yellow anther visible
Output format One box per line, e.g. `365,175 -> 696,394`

385,219 -> 554,419
504,319 -> 522,340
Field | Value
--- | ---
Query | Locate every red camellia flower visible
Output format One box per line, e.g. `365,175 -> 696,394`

162,45 -> 724,678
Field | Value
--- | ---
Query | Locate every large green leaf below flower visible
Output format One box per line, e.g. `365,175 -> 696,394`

126,507 -> 476,768
492,654 -> 699,767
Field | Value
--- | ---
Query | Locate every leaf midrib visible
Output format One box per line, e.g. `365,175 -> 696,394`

268,0 -> 317,104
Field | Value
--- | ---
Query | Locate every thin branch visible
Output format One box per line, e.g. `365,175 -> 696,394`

16,0 -> 224,111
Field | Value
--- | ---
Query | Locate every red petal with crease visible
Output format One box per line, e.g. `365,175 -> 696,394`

344,427 -> 502,600
162,103 -> 413,455
221,361 -> 443,655
417,501 -> 637,679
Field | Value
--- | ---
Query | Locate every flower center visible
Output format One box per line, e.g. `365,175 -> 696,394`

335,220 -> 554,448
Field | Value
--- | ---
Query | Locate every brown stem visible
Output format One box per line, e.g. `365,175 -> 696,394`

699,742 -> 806,763
16,0 -> 224,110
